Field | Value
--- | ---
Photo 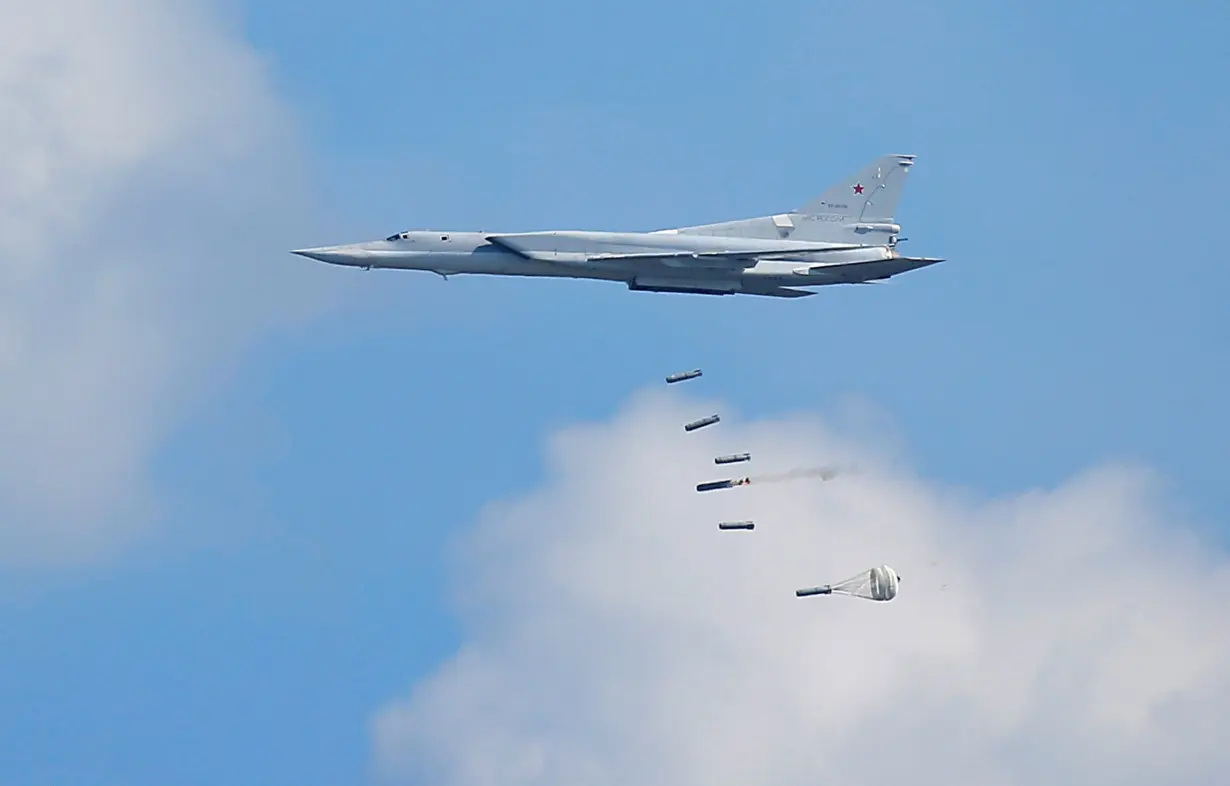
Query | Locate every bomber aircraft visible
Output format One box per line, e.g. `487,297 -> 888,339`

292,154 -> 943,299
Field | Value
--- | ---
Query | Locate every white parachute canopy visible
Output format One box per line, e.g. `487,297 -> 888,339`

796,564 -> 901,601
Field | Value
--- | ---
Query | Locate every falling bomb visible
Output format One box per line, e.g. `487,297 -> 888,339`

684,414 -> 720,432
718,520 -> 755,530
666,368 -> 703,384
796,586 -> 833,597
714,452 -> 751,465
696,477 -> 749,492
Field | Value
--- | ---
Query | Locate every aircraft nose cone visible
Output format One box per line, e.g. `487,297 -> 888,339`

291,245 -> 362,266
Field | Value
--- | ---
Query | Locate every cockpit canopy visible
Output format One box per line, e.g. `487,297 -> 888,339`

384,231 -> 452,242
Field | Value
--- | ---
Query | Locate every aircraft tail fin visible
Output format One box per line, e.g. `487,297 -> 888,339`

670,153 -> 918,243
796,154 -> 915,222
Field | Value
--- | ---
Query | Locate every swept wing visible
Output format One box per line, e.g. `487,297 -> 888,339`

486,233 -> 865,269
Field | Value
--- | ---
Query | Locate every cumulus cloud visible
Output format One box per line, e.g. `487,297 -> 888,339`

372,389 -> 1230,785
0,0 -> 335,564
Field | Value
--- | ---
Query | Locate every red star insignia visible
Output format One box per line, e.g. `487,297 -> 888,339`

852,183 -> 864,194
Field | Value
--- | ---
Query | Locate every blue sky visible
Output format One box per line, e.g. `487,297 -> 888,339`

2,0 -> 1228,784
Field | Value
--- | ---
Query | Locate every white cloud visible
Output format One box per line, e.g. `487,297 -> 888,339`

0,0 -> 336,564
372,389 -> 1230,786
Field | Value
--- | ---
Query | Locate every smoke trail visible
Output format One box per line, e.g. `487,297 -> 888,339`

696,466 -> 856,493
738,462 -> 856,487
746,465 -> 850,484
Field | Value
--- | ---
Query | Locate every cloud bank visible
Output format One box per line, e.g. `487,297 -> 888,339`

0,0 -> 332,564
373,389 -> 1230,785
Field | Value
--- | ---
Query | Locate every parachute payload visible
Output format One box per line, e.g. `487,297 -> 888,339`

796,564 -> 901,601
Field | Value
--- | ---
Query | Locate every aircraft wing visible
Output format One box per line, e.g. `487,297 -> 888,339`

584,245 -> 864,261
742,285 -> 817,298
486,234 -> 864,268
794,255 -> 945,281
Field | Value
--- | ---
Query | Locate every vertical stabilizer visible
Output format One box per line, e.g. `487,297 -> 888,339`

669,154 -> 918,243
796,154 -> 915,222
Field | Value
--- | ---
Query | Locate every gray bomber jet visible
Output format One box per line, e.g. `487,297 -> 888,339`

292,154 -> 942,299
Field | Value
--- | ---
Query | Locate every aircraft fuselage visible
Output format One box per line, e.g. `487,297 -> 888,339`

295,230 -> 935,292
292,154 -> 944,298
